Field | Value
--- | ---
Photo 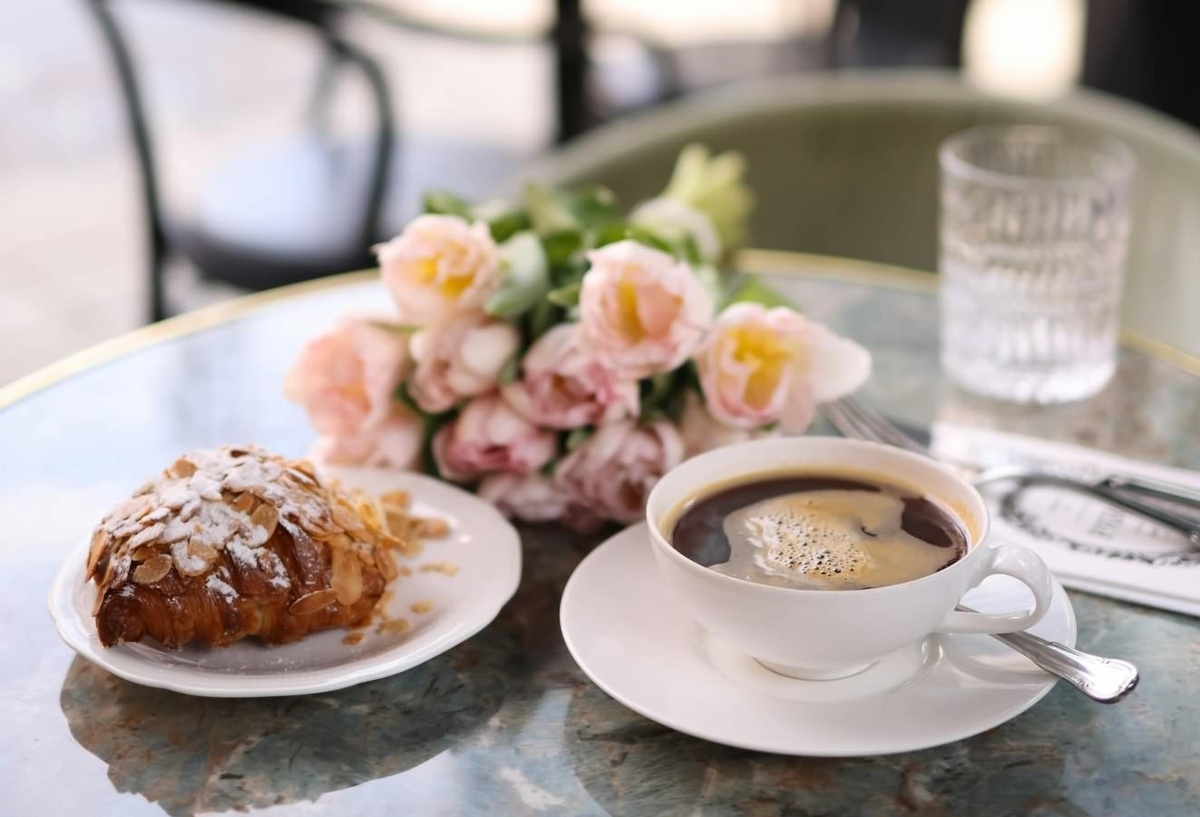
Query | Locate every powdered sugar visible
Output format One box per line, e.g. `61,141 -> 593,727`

205,571 -> 239,602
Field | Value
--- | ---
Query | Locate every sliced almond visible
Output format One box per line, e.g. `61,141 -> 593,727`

380,490 -> 410,509
86,529 -> 109,578
331,502 -> 364,535
342,632 -> 365,646
414,518 -> 450,538
250,503 -> 279,539
384,509 -> 411,538
132,554 -> 172,585
374,546 -> 399,581
190,540 -> 219,564
330,547 -> 363,606
127,523 -> 165,549
130,544 -> 159,562
411,601 -> 432,614
171,457 -> 198,478
230,492 -> 255,514
377,617 -> 410,636
172,540 -> 212,577
289,588 -> 338,615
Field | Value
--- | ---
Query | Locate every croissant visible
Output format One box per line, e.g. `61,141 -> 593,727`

87,445 -> 417,649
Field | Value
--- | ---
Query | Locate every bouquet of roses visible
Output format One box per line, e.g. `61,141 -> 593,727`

285,145 -> 871,530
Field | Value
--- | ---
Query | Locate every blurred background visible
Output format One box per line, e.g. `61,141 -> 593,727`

2,0 -> 1196,385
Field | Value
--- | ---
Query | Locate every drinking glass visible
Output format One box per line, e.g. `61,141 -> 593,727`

939,125 -> 1135,404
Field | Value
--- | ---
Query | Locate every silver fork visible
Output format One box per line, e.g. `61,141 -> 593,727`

821,396 -> 1149,703
823,397 -> 1200,544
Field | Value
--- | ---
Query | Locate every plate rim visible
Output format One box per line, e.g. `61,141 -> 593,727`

560,522 -> 1077,757
48,470 -> 521,698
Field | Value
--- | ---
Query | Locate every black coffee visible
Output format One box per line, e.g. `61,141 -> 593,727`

669,472 -> 968,590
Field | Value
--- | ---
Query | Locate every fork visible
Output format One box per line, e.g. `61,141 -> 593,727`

823,397 -> 1200,544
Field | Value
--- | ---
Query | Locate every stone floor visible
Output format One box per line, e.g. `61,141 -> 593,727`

0,0 -> 554,387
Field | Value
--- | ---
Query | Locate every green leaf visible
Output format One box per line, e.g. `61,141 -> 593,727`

547,282 -> 582,308
564,426 -> 594,451
624,225 -> 675,255
593,221 -> 631,249
485,231 -> 550,319
527,298 -> 561,342
723,274 -> 801,311
561,185 -> 617,226
423,189 -> 473,219
639,371 -> 677,416
525,183 -> 579,235
487,209 -> 532,244
542,230 -> 586,270
498,353 -> 520,386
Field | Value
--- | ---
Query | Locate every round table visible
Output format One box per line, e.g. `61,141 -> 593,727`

3,252 -> 1198,816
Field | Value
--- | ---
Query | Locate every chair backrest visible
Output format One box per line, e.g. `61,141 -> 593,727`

521,71 -> 1200,355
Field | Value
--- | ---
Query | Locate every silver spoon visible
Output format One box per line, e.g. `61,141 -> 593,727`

958,604 -> 1139,703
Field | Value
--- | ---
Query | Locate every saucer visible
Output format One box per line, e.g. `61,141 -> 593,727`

49,469 -> 521,697
560,523 -> 1076,756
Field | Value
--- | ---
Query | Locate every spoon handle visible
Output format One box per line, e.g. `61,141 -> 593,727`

958,606 -> 1139,703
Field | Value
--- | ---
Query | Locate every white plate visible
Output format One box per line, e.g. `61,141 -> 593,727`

561,523 -> 1077,756
49,469 -> 521,697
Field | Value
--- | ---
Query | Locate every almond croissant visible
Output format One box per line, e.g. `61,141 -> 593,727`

87,446 -> 411,648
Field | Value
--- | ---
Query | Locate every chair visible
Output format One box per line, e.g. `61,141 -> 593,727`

520,70 -> 1200,356
87,0 -> 524,321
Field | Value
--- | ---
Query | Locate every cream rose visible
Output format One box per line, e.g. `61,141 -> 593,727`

283,318 -> 408,437
375,214 -> 501,325
502,324 -> 638,429
409,313 -> 520,414
695,303 -> 871,433
478,472 -> 571,524
678,390 -> 779,456
555,420 -> 684,523
309,412 -> 422,470
432,394 -> 557,483
578,240 -> 713,380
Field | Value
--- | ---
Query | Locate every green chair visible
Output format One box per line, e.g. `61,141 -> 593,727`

521,70 -> 1200,356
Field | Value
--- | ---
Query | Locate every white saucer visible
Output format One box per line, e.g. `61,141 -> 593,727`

560,523 -> 1077,756
49,469 -> 521,697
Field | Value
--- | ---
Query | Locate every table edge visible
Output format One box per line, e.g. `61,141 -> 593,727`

2,251 -> 1197,412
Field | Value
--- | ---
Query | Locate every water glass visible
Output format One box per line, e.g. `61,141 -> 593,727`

939,125 -> 1135,404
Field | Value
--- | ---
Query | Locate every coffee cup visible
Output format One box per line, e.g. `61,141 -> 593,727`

645,436 -> 1054,680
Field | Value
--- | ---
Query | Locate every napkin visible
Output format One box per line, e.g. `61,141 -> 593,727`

931,423 -> 1200,617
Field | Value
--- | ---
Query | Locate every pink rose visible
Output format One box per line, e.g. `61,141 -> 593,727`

284,318 -> 408,437
409,313 -> 521,414
695,303 -> 871,433
310,412 -> 423,469
555,420 -> 684,523
678,390 -> 776,456
579,240 -> 713,379
375,214 -> 501,325
502,324 -> 638,429
478,472 -> 570,523
432,395 -> 557,482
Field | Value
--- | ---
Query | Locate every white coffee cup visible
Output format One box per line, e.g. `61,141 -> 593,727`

645,436 -> 1054,680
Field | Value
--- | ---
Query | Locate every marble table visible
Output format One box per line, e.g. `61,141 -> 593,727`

3,251 -> 1199,816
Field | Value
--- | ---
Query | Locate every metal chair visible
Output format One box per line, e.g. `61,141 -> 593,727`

88,0 -> 533,321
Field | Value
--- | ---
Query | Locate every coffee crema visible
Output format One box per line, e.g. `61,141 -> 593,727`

668,471 -> 968,590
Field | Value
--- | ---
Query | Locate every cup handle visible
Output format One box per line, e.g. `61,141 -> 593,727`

934,544 -> 1055,634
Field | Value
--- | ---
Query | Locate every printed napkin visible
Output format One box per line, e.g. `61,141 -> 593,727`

931,423 -> 1200,617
